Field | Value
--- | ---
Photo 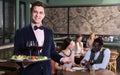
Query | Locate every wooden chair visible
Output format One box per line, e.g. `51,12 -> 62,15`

51,59 -> 56,75
0,62 -> 20,75
107,50 -> 119,75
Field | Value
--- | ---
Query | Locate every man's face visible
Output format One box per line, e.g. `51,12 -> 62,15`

31,6 -> 45,25
92,42 -> 101,52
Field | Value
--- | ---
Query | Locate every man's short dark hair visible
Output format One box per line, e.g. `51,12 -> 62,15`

31,1 -> 45,12
94,37 -> 103,46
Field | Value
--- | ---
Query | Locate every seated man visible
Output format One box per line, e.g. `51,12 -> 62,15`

81,37 -> 111,70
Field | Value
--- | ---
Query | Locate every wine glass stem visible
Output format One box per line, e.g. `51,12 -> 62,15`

38,51 -> 39,56
30,50 -> 31,57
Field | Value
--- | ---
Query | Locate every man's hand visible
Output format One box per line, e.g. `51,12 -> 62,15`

22,62 -> 35,68
84,60 -> 93,70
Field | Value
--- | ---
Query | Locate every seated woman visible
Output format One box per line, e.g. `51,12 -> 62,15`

74,34 -> 84,54
86,33 -> 96,49
55,38 -> 76,72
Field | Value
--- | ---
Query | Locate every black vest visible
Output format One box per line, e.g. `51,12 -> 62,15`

90,49 -> 105,64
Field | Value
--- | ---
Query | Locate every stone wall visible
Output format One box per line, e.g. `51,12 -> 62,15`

43,6 -> 120,35
44,8 -> 68,34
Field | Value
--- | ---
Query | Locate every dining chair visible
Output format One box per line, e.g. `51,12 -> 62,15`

51,59 -> 56,75
107,50 -> 119,75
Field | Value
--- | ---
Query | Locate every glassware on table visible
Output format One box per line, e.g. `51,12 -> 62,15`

74,53 -> 84,65
89,60 -> 94,66
90,66 -> 95,75
89,60 -> 95,75
81,60 -> 87,72
26,41 -> 38,57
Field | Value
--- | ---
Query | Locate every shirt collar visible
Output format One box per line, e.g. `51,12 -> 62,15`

97,47 -> 103,53
31,24 -> 43,31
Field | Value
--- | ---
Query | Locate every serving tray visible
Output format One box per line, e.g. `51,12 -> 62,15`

9,58 -> 50,62
9,55 -> 50,62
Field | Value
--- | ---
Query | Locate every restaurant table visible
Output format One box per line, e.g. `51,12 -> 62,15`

63,69 -> 115,75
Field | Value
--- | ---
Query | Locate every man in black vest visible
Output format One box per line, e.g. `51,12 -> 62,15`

81,37 -> 111,70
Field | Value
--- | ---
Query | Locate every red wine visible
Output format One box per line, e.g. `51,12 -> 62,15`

90,62 -> 94,65
36,46 -> 42,51
27,46 -> 36,50
89,60 -> 94,65
80,56 -> 84,60
74,56 -> 84,64
81,63 -> 85,66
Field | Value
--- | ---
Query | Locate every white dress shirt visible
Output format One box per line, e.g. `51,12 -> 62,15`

32,25 -> 44,46
82,48 -> 111,70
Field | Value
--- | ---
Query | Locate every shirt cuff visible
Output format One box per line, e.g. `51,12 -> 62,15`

92,65 -> 99,70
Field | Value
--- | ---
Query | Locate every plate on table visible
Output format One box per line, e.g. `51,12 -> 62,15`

10,55 -> 50,62
72,67 -> 84,70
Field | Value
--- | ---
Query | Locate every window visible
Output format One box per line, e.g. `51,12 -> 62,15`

0,0 -> 3,45
0,0 -> 15,45
19,2 -> 26,28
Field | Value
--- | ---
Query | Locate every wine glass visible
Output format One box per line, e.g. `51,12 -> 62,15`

74,54 -> 84,65
36,41 -> 43,56
89,60 -> 94,65
26,41 -> 37,57
89,60 -> 95,75
81,60 -> 86,72
74,55 -> 80,65
36,46 -> 42,56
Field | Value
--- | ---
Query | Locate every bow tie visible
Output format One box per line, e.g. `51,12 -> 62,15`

34,26 -> 44,30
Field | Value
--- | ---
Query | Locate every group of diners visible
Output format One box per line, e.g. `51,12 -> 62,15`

52,33 -> 112,75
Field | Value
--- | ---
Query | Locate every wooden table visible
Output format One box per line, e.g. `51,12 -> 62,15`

63,69 -> 115,75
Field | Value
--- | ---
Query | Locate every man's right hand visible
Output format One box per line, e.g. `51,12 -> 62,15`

22,62 -> 35,68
